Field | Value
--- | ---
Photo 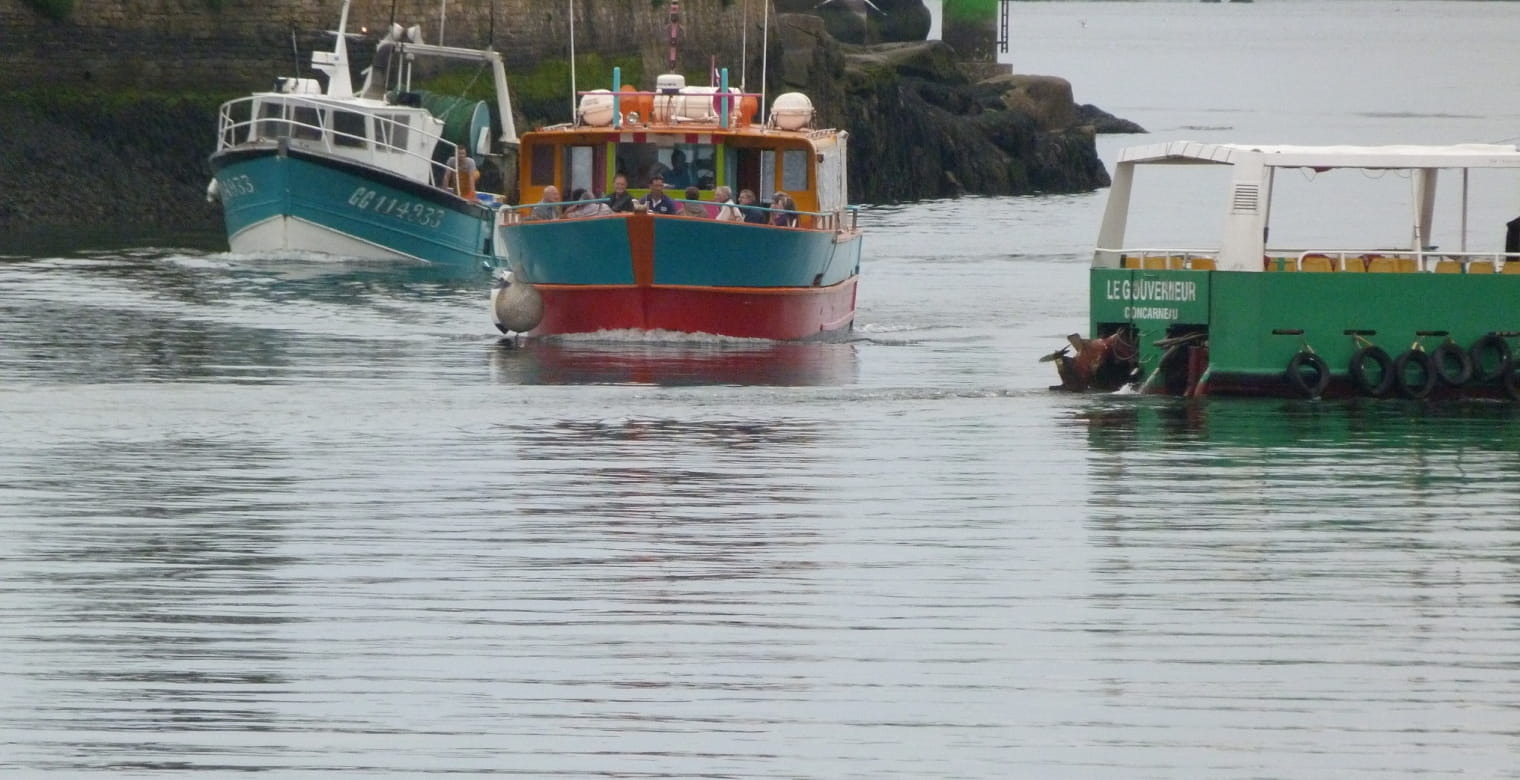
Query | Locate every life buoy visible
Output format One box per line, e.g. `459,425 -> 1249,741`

1285,351 -> 1330,398
1468,334 -> 1513,383
1431,342 -> 1472,387
1393,349 -> 1437,399
1348,345 -> 1394,397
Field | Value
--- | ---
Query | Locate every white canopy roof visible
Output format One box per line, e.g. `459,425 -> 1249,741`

1115,141 -> 1520,170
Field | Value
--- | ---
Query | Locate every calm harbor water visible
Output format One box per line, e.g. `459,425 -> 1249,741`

4,2 -> 1520,777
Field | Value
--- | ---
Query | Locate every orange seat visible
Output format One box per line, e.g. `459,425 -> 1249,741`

1468,261 -> 1497,274
1265,257 -> 1298,272
1366,256 -> 1398,273
1396,258 -> 1419,273
1341,256 -> 1367,272
1434,260 -> 1463,274
1300,254 -> 1334,273
1142,256 -> 1168,270
1502,261 -> 1520,275
1190,257 -> 1216,271
1121,256 -> 1141,269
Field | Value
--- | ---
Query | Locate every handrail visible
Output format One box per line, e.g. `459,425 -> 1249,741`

215,94 -> 461,186
500,198 -> 862,230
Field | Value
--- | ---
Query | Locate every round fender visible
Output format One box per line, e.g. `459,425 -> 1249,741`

1502,363 -> 1520,401
1393,349 -> 1438,399
1469,334 -> 1513,383
1431,342 -> 1473,387
1285,351 -> 1330,399
1348,345 -> 1394,397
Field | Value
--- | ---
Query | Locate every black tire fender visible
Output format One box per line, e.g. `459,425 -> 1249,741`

1348,345 -> 1394,397
1393,349 -> 1438,399
1285,351 -> 1330,399
1469,334 -> 1513,383
1431,342 -> 1473,387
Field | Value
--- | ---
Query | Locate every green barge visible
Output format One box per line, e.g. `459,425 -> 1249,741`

1054,142 -> 1520,400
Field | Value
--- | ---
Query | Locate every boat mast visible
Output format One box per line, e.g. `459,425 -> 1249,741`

761,0 -> 770,124
569,0 -> 577,120
310,0 -> 355,98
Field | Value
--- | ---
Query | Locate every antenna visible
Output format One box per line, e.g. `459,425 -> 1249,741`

740,0 -> 748,91
668,0 -> 682,72
290,28 -> 301,78
439,0 -> 447,46
569,0 -> 577,121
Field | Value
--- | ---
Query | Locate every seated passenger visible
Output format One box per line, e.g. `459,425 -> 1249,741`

528,185 -> 561,221
770,192 -> 799,227
563,187 -> 612,218
640,176 -> 677,214
713,186 -> 742,221
681,186 -> 707,217
662,149 -> 695,189
739,189 -> 768,224
607,174 -> 635,213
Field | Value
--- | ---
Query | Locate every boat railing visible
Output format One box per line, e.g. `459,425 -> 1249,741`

1278,249 -> 1520,273
499,199 -> 860,231
216,95 -> 460,187
1104,245 -> 1520,273
1107,248 -> 1220,271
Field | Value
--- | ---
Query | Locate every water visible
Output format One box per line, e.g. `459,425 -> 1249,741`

4,2 -> 1520,776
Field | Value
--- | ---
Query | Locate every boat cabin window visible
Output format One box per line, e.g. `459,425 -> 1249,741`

332,110 -> 367,149
616,141 -> 716,190
760,150 -> 776,201
782,149 -> 810,193
529,143 -> 556,187
291,105 -> 323,141
374,114 -> 411,152
256,101 -> 287,141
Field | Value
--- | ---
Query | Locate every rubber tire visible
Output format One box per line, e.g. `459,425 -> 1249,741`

1431,342 -> 1473,387
1285,351 -> 1331,399
1469,334 -> 1513,383
1348,346 -> 1395,397
1503,363 -> 1520,401
1393,350 -> 1438,400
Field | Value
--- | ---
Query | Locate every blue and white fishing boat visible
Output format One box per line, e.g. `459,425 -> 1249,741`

207,0 -> 517,272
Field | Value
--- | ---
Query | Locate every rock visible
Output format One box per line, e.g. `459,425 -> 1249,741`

772,0 -> 931,44
1075,103 -> 1148,134
982,74 -> 1076,132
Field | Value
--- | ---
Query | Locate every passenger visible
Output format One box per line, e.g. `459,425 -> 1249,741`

607,174 -> 636,213
713,186 -> 742,221
770,192 -> 799,227
640,175 -> 677,214
681,186 -> 707,217
563,187 -> 613,218
528,185 -> 562,221
442,147 -> 479,198
739,189 -> 768,224
662,149 -> 694,189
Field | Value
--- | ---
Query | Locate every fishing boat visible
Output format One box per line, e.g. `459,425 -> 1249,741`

207,0 -> 517,272
489,2 -> 861,340
1050,141 -> 1520,400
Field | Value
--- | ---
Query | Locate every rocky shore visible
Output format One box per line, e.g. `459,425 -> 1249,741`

0,1 -> 1143,241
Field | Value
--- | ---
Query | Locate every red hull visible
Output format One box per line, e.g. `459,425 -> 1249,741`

531,278 -> 858,340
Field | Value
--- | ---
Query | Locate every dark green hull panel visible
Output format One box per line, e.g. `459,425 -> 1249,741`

1089,269 -> 1520,398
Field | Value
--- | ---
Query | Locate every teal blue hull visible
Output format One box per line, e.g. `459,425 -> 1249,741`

498,213 -> 862,339
209,146 -> 494,273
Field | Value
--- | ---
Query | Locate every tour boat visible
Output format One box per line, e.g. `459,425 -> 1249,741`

1050,141 -> 1520,400
489,69 -> 863,341
208,0 -> 517,272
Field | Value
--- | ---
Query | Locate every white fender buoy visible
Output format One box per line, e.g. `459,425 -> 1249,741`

205,178 -> 220,203
490,271 -> 544,334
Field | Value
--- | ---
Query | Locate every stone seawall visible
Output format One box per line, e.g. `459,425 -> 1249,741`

0,0 -> 756,92
0,0 -> 1132,238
